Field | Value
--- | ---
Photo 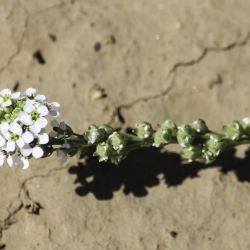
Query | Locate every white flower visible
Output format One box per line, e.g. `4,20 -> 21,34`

19,103 -> 48,134
3,122 -> 25,152
25,88 -> 46,103
0,89 -> 20,107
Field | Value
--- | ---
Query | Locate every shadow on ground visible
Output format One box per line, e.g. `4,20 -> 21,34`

68,147 -> 250,200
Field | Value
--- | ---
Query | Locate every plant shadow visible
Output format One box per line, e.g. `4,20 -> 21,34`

68,147 -> 250,200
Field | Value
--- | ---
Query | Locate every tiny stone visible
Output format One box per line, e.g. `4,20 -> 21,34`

90,84 -> 107,101
106,35 -> 116,45
174,22 -> 182,30
170,231 -> 178,238
33,50 -> 46,64
91,90 -> 103,100
48,33 -> 57,42
94,42 -> 102,52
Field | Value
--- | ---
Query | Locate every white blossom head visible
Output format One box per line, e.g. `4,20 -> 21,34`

0,88 -> 60,169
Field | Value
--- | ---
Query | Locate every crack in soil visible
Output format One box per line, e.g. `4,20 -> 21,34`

0,165 -> 68,244
108,32 -> 250,126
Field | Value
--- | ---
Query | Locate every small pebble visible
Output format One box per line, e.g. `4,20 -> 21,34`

94,42 -> 102,52
175,22 -> 182,30
90,84 -> 107,100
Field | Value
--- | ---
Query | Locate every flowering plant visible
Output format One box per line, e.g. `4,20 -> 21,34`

0,87 -> 250,169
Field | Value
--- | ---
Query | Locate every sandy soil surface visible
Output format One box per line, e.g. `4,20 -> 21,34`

1,0 -> 250,249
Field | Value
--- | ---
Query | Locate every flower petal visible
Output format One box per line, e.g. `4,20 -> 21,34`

0,135 -> 6,147
12,92 -> 21,99
0,89 -> 11,96
35,95 -> 46,101
7,155 -> 13,167
16,138 -> 25,148
26,98 -> 36,105
37,105 -> 48,116
32,146 -> 44,159
6,141 -> 15,152
38,133 -> 49,144
2,99 -> 12,107
36,117 -> 48,129
3,131 -> 10,140
23,103 -> 35,113
20,157 -> 29,169
10,123 -> 22,135
18,112 -> 33,126
0,122 -> 9,133
22,131 -> 34,143
20,145 -> 32,157
49,110 -> 60,117
29,124 -> 41,135
0,152 -> 5,166
25,88 -> 36,97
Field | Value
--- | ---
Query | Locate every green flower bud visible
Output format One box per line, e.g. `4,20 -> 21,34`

181,146 -> 202,162
109,131 -> 126,151
85,125 -> 112,144
205,135 -> 224,156
153,120 -> 177,147
94,141 -> 126,164
190,119 -> 208,134
161,120 -> 177,132
202,150 -> 217,164
223,121 -> 243,140
177,125 -> 196,147
94,142 -> 114,162
134,122 -> 153,139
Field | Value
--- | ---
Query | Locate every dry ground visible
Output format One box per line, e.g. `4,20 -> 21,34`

0,0 -> 250,249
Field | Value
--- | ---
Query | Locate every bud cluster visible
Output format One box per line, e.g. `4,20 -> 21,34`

52,117 -> 250,166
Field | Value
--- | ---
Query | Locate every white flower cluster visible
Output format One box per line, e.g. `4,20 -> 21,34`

0,88 -> 60,169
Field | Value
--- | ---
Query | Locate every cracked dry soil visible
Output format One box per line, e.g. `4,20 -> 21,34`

1,0 -> 250,249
